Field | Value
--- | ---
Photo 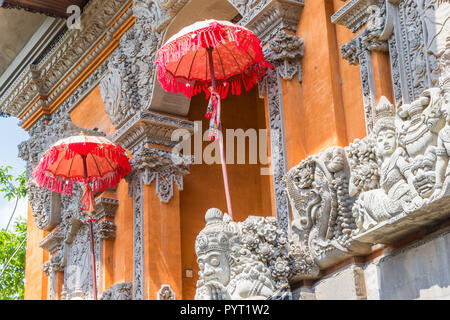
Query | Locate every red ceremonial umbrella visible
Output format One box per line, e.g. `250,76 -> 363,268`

155,19 -> 272,218
32,132 -> 131,300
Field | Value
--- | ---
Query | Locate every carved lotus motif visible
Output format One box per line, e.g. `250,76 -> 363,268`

271,257 -> 290,280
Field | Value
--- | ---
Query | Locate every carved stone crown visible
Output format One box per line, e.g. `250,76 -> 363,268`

195,208 -> 237,256
373,96 -> 396,135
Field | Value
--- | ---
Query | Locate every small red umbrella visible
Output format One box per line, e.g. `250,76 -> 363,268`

32,132 -> 131,300
156,19 -> 272,218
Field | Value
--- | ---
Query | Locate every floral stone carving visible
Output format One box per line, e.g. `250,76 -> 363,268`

194,208 -> 298,300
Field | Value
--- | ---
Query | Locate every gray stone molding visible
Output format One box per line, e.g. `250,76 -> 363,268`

39,232 -> 64,254
126,145 -> 191,299
258,30 -> 304,236
112,110 -> 195,153
93,195 -> 119,221
239,0 -> 305,43
331,0 -> 380,33
259,67 -> 290,236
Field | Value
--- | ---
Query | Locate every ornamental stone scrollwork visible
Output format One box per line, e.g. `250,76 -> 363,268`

158,284 -> 176,300
127,146 -> 192,203
194,208 -> 294,300
265,31 -> 304,81
101,282 -> 133,300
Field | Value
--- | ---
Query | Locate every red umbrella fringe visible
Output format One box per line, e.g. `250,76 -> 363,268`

156,23 -> 273,99
32,142 -> 131,195
157,64 -> 266,100
33,165 -> 130,196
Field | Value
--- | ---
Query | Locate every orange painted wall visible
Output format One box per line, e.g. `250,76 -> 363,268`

109,181 -> 134,287
144,183 -> 183,300
69,86 -> 117,137
180,86 -> 272,299
282,0 -> 367,170
24,203 -> 48,300
332,0 -> 367,142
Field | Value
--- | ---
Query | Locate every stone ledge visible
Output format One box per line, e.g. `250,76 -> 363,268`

354,193 -> 450,245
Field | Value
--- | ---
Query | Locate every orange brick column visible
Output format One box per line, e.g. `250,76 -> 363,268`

24,203 -> 49,300
143,182 -> 183,300
127,146 -> 190,300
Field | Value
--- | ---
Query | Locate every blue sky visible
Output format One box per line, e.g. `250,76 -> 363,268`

0,116 -> 29,230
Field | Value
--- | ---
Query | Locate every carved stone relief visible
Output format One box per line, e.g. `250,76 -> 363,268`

284,35 -> 450,277
195,208 -> 297,300
158,284 -> 176,300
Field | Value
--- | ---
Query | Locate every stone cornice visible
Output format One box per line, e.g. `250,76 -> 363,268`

240,0 -> 304,43
331,0 -> 379,33
113,110 -> 195,153
0,0 -> 131,121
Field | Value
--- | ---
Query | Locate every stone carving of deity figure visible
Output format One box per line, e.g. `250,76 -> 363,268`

194,208 -> 291,300
353,97 -> 423,232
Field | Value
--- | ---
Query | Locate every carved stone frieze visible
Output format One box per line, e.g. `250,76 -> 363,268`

195,208 -> 294,300
332,0 -> 380,33
285,37 -> 450,273
95,220 -> 117,239
127,146 -> 192,203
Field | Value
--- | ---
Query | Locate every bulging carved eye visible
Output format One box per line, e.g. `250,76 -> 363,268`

210,258 -> 219,267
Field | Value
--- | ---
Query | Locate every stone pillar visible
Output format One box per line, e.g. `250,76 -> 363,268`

40,233 -> 64,300
113,110 -> 194,300
127,146 -> 191,300
92,192 -> 119,296
260,31 -> 304,236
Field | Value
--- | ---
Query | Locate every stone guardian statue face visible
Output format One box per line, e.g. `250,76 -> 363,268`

197,250 -> 230,285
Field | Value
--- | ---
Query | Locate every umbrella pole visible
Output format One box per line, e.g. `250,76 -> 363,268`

207,48 -> 233,219
82,155 -> 98,300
